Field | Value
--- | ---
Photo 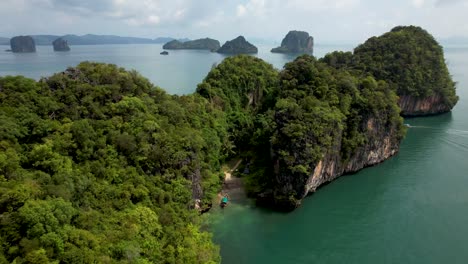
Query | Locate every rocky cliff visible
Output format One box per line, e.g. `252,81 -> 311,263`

306,118 -> 399,196
10,36 -> 36,53
262,112 -> 402,210
52,37 -> 70,51
398,94 -> 452,116
163,38 -> 220,51
217,36 -> 258,54
253,55 -> 405,211
271,30 -> 314,54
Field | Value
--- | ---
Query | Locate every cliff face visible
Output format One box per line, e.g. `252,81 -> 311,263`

271,30 -> 314,54
304,118 -> 399,194
52,38 -> 70,51
267,114 -> 402,210
217,36 -> 258,54
250,55 -> 405,211
10,36 -> 36,53
163,38 -> 220,51
398,94 -> 452,116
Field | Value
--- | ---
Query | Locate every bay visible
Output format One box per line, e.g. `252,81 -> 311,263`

2,42 -> 467,264
0,44 -> 349,94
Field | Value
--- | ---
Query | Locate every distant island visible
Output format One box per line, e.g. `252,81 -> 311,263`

0,35 -> 190,46
271,30 -> 314,54
53,38 -> 70,52
217,36 -> 258,54
10,36 -> 36,53
163,38 -> 220,51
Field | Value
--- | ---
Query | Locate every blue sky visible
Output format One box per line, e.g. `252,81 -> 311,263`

1,0 -> 467,44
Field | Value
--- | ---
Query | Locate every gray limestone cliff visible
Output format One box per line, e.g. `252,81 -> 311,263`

10,36 -> 36,53
53,38 -> 70,52
260,113 -> 402,211
217,36 -> 258,54
271,30 -> 314,54
398,94 -> 452,116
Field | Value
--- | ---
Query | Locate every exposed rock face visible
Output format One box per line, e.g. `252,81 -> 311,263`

271,30 -> 314,54
52,38 -> 70,51
10,36 -> 36,53
217,36 -> 258,54
262,115 -> 401,211
160,51 -> 169,55
163,38 -> 220,51
398,94 -> 452,116
304,120 -> 399,194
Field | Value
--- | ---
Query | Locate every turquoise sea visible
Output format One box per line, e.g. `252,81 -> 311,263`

1,43 -> 467,264
0,43 -> 320,94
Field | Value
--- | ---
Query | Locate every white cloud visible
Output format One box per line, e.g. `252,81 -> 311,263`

174,9 -> 185,19
147,15 -> 160,25
412,0 -> 425,8
237,4 -> 247,17
235,0 -> 267,18
286,0 -> 360,11
1,0 -> 468,42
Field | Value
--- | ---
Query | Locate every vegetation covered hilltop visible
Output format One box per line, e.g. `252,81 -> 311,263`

322,26 -> 458,115
0,26 -> 457,262
0,64 -> 225,263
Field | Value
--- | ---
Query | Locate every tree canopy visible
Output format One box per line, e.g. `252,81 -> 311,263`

3,26 -> 450,259
0,63 -> 224,263
323,26 -> 458,108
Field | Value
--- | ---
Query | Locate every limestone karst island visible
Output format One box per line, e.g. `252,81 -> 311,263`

271,30 -> 314,54
0,23 -> 460,264
10,35 -> 36,53
217,36 -> 258,54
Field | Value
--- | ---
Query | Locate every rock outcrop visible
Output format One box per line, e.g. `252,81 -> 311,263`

160,51 -> 169,55
163,38 -> 220,51
262,112 -> 402,211
217,36 -> 258,54
398,94 -> 452,116
271,30 -> 314,54
52,38 -> 70,52
10,36 -> 36,53
256,55 -> 404,211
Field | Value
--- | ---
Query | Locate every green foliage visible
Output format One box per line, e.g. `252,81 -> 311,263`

0,63 -> 222,263
197,55 -> 279,152
267,55 -> 404,205
351,26 -> 458,107
0,42 -> 421,260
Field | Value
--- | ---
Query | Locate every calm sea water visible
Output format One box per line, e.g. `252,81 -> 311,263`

0,44 -> 344,94
2,43 -> 467,264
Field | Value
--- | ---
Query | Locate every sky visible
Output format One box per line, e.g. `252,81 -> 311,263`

1,0 -> 468,44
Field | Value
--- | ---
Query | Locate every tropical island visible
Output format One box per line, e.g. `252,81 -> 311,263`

163,38 -> 220,51
52,38 -> 71,52
271,30 -> 314,54
321,26 -> 458,115
0,26 -> 457,262
217,36 -> 258,54
10,36 -> 36,53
